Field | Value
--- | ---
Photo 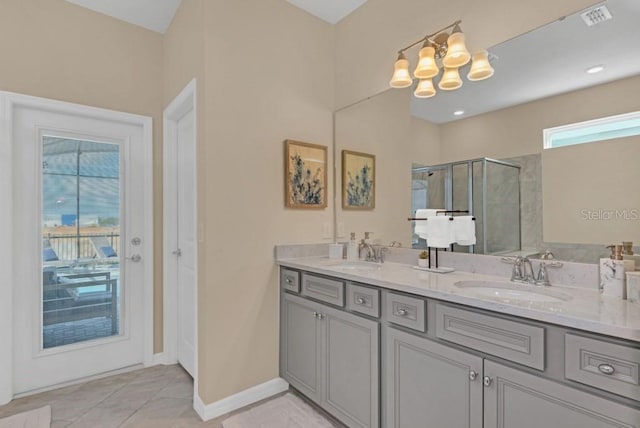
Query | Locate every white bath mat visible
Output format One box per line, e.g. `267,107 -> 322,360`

0,405 -> 51,428
222,393 -> 338,428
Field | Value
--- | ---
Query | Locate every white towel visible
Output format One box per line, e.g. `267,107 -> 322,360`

414,209 -> 442,237
453,216 -> 476,246
425,215 -> 454,248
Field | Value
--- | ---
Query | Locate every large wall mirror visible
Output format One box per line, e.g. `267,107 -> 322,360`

334,0 -> 640,263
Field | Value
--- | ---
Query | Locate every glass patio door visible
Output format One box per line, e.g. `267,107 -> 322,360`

10,97 -> 151,396
42,137 -> 122,349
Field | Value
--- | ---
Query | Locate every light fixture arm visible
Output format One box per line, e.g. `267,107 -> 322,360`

396,20 -> 462,54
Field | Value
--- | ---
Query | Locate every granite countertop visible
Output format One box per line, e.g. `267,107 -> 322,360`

278,257 -> 640,342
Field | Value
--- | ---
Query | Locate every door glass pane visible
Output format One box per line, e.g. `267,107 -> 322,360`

42,136 -> 121,349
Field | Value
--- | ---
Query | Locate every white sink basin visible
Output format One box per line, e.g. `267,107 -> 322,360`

327,261 -> 382,271
454,280 -> 572,303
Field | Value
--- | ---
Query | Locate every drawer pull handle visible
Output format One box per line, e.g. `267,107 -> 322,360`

356,297 -> 366,305
397,308 -> 408,316
483,376 -> 493,387
598,364 -> 615,375
285,277 -> 293,284
469,370 -> 478,381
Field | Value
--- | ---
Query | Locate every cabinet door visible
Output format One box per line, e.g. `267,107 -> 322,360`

321,304 -> 380,428
386,327 -> 483,428
281,293 -> 321,402
484,360 -> 640,428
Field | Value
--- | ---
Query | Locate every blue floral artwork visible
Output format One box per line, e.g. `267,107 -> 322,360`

285,140 -> 327,209
342,150 -> 375,209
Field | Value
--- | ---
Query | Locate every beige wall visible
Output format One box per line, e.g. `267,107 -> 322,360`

335,89 -> 440,245
543,135 -> 640,244
0,0 -> 165,352
334,0 -> 598,109
195,0 -> 335,404
440,75 -> 640,162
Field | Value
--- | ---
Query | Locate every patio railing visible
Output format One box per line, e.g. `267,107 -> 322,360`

45,232 -> 120,260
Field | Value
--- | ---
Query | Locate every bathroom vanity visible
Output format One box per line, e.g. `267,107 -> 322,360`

278,257 -> 640,428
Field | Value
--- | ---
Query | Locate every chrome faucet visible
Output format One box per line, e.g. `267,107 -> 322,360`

506,256 -> 536,284
521,257 -> 535,284
359,239 -> 375,261
502,252 -> 563,286
358,240 -> 387,263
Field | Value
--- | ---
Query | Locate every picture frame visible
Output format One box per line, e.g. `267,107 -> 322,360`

284,139 -> 328,209
342,150 -> 375,210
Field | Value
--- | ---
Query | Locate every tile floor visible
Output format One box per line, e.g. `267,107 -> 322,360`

0,365 -> 252,427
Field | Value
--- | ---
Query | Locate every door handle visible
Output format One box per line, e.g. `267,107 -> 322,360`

126,254 -> 142,263
172,248 -> 182,257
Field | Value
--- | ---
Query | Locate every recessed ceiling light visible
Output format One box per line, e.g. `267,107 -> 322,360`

586,65 -> 605,74
454,110 -> 465,116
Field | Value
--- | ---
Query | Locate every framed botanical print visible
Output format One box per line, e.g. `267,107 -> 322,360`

342,150 -> 375,210
284,139 -> 328,209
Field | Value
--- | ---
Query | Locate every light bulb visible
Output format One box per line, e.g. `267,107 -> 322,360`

389,53 -> 413,88
413,44 -> 439,79
439,67 -> 463,91
467,50 -> 494,81
443,30 -> 471,68
414,79 -> 436,98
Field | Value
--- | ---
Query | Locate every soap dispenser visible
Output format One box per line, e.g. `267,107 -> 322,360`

347,232 -> 358,261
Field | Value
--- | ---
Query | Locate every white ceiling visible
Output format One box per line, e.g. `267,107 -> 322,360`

65,0 -> 182,33
65,0 -> 366,33
410,0 -> 640,123
286,0 -> 367,24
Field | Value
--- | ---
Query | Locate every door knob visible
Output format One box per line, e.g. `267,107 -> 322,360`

469,370 -> 478,381
172,248 -> 182,257
126,254 -> 142,262
483,376 -> 493,387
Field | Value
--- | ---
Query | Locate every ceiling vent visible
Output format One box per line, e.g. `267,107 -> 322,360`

580,5 -> 613,26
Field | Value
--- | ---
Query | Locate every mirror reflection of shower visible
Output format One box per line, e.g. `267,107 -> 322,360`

411,158 -> 521,255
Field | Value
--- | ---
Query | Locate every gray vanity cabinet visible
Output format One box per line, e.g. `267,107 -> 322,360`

281,292 -> 322,402
483,360 -> 640,428
281,292 -> 380,428
386,327 -> 483,428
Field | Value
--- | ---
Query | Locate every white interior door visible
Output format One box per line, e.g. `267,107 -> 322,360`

175,109 -> 197,377
9,95 -> 152,395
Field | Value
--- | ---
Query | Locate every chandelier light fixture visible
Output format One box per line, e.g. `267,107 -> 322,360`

389,20 -> 495,98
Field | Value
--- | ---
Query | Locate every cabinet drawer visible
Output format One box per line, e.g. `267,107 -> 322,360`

565,334 -> 640,401
280,268 -> 300,293
301,273 -> 345,307
385,292 -> 426,332
435,304 -> 545,370
346,283 -> 380,318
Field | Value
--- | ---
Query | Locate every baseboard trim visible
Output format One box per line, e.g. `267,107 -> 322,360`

194,377 -> 289,421
151,352 -> 168,365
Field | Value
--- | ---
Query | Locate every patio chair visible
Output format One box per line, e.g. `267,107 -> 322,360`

42,239 -> 73,269
89,236 -> 119,264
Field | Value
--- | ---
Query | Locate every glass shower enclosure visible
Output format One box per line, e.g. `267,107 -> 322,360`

411,158 -> 521,255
